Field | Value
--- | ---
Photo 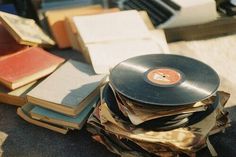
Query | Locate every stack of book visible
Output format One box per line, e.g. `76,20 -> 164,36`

0,10 -> 99,134
0,11 -> 64,107
18,60 -> 106,134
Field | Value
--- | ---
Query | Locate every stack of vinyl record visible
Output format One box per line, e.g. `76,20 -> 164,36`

87,54 -> 231,157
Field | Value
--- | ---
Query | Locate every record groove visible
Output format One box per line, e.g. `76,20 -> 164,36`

109,54 -> 220,106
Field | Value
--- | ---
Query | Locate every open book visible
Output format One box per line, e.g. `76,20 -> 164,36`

72,10 -> 169,74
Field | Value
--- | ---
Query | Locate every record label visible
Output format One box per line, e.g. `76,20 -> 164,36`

145,68 -> 182,86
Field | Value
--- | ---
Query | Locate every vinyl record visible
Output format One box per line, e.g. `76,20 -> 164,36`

102,84 -> 130,122
138,116 -> 190,131
109,54 -> 220,106
103,84 -> 191,130
187,92 -> 220,125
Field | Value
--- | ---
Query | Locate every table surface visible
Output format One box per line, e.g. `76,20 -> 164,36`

0,40 -> 236,157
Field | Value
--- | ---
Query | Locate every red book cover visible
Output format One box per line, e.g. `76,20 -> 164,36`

0,47 -> 65,89
0,22 -> 27,57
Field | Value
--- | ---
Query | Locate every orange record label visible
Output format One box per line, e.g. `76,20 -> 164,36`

146,68 -> 182,86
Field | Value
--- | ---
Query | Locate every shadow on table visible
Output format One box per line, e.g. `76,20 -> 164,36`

197,105 -> 236,157
0,104 -> 116,157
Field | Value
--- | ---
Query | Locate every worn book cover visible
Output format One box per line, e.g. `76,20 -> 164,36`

30,95 -> 99,129
27,60 -> 106,116
0,81 -> 38,106
17,104 -> 68,134
0,11 -> 55,47
0,47 -> 65,89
